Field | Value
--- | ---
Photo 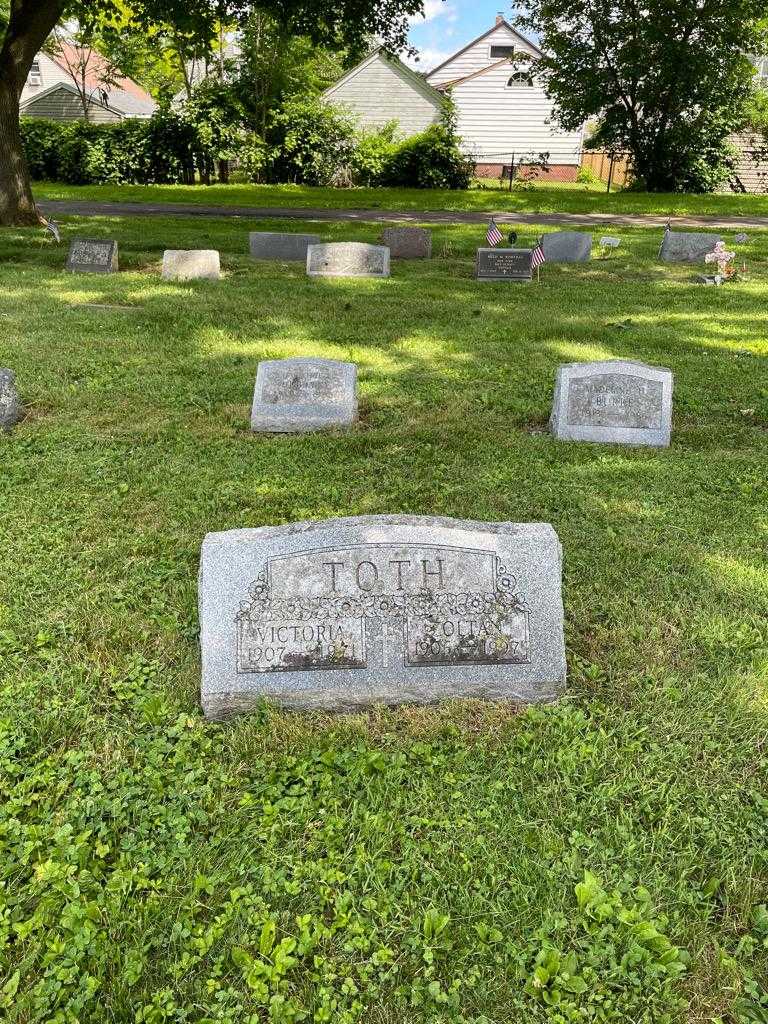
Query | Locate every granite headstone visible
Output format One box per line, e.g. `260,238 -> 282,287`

307,242 -> 390,278
381,227 -> 432,259
66,238 -> 118,274
658,230 -> 721,263
162,249 -> 221,281
250,358 -> 357,433
199,514 -> 566,717
476,247 -> 533,282
541,231 -> 592,263
249,232 -> 321,261
550,359 -> 673,447
0,369 -> 23,431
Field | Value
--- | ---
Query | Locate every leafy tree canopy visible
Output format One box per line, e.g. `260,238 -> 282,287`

514,0 -> 768,192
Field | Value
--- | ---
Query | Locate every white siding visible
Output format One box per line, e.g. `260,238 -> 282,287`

20,52 -> 66,105
447,62 -> 582,165
325,52 -> 442,136
427,24 -> 539,87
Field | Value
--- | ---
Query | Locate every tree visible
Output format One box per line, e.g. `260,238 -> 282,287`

0,0 -> 424,226
46,24 -> 123,118
514,0 -> 768,192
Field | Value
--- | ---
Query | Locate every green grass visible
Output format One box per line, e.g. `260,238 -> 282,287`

32,179 -> 768,217
1,215 -> 767,1023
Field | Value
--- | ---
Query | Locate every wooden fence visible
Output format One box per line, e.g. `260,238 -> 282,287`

580,150 -> 633,190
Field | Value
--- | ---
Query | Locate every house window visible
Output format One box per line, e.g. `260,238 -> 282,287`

507,71 -> 534,87
490,45 -> 515,59
27,60 -> 42,86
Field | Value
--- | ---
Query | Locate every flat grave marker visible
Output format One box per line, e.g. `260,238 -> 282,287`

381,227 -> 432,259
66,238 -> 118,274
476,247 -> 533,282
249,232 -> 321,261
599,235 -> 621,249
307,242 -> 390,278
550,359 -> 673,447
199,514 -> 566,717
659,230 -> 721,263
162,249 -> 221,281
541,231 -> 592,263
250,357 -> 357,433
0,369 -> 23,431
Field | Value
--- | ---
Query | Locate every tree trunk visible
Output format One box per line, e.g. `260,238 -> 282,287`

0,74 -> 40,225
0,0 -> 67,226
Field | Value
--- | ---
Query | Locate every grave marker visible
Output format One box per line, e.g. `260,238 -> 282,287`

307,242 -> 390,278
66,238 -> 118,274
658,230 -> 721,263
249,232 -> 320,261
0,369 -> 23,431
541,231 -> 592,262
250,358 -> 357,433
381,227 -> 432,259
550,360 -> 673,447
476,247 -> 533,282
599,236 -> 621,248
162,250 -> 221,281
199,515 -> 566,717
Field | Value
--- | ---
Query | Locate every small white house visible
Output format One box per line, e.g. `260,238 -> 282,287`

322,48 -> 445,137
323,16 -> 584,179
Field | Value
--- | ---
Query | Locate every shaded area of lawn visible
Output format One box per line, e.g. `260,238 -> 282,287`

0,215 -> 767,1022
32,179 -> 768,218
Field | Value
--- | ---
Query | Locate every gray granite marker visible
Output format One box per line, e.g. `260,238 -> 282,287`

162,249 -> 220,281
658,230 -> 721,263
381,227 -> 432,259
541,231 -> 592,263
0,369 -> 23,430
307,242 -> 390,278
66,238 -> 118,274
249,232 -> 320,261
550,359 -> 673,447
251,358 -> 357,433
199,515 -> 566,718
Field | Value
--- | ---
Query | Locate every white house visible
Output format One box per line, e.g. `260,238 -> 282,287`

323,16 -> 584,179
20,44 -> 156,123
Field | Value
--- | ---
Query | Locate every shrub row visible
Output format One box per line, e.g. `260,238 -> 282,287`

21,97 -> 475,190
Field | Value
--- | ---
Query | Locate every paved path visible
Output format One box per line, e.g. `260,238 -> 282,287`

38,198 -> 768,230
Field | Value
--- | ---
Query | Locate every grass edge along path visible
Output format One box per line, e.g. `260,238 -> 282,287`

32,179 -> 768,219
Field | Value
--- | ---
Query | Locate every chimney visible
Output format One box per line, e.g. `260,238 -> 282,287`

495,12 -> 504,23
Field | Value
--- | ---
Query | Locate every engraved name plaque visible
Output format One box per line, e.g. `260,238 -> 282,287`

476,248 -> 533,282
250,358 -> 357,432
550,360 -> 673,447
199,516 -> 566,717
66,238 -> 118,274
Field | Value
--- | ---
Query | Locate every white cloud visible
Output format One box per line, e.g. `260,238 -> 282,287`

409,1 -> 458,27
403,46 -> 454,70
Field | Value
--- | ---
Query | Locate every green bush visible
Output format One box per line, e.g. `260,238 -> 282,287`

21,110 -> 205,186
349,122 -> 399,186
378,122 -> 475,189
266,96 -> 356,185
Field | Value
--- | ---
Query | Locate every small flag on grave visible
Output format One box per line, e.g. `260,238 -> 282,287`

531,239 -> 546,270
486,218 -> 503,247
44,219 -> 61,244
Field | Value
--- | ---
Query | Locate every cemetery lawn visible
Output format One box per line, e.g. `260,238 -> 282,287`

1,214 -> 767,1024
33,179 -> 768,218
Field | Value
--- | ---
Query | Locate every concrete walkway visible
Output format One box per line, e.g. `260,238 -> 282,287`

38,198 -> 768,230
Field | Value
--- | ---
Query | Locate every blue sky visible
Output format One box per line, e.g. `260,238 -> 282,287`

405,2 -> 525,72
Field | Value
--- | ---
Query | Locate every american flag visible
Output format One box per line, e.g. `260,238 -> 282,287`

486,218 -> 503,247
531,239 -> 546,269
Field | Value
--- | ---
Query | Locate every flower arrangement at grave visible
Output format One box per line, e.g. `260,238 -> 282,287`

704,241 -> 737,281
